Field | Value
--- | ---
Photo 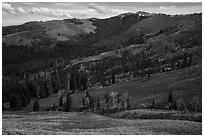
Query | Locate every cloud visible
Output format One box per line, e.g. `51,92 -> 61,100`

88,2 -> 125,17
88,3 -> 110,14
3,3 -> 28,14
160,5 -> 176,10
2,3 -> 72,18
2,3 -> 16,14
17,7 -> 26,13
30,7 -> 72,18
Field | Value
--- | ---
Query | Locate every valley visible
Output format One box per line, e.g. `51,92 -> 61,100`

2,9 -> 202,135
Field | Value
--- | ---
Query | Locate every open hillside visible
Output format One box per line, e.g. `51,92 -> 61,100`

2,11 -> 149,47
2,19 -> 96,47
72,64 -> 202,110
3,12 -> 201,48
22,64 -> 201,113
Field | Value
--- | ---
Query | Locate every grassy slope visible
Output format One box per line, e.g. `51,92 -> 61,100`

107,109 -> 202,122
71,64 -> 202,109
2,111 -> 202,135
23,64 -> 201,111
2,19 -> 96,46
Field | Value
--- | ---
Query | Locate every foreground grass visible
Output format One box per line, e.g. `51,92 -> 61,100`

106,109 -> 202,122
2,111 -> 202,135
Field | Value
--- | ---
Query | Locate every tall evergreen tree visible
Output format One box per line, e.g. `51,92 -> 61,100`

151,98 -> 155,109
82,98 -> 86,107
97,97 -> 101,111
182,53 -> 188,68
59,96 -> 63,107
65,94 -> 72,112
111,71 -> 115,84
70,74 -> 77,92
33,100 -> 40,111
127,97 -> 130,110
173,100 -> 178,110
168,90 -> 174,110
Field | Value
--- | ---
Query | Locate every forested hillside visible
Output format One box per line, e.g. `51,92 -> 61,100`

2,12 -> 202,112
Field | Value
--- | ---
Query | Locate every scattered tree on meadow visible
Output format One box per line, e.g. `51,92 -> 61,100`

89,95 -> 95,110
82,98 -> 85,107
127,97 -> 130,110
65,94 -> 72,112
151,98 -> 155,109
33,100 -> 40,111
182,53 -> 188,68
70,73 -> 77,92
59,96 -> 63,107
81,73 -> 88,91
104,93 -> 110,105
52,103 -> 56,111
188,54 -> 193,67
96,97 -> 101,111
173,100 -> 178,110
168,90 -> 174,110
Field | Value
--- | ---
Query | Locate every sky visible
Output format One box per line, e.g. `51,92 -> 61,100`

2,2 -> 202,26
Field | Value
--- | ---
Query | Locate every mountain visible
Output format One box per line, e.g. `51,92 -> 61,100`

2,12 -> 202,74
2,11 -> 202,113
2,12 -> 201,49
2,11 -> 151,47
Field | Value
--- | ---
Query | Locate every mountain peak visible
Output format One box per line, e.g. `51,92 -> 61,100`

118,12 -> 134,19
136,11 -> 152,17
118,11 -> 152,19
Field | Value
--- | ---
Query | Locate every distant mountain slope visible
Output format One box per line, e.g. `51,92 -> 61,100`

91,13 -> 201,48
2,12 -> 201,49
2,19 -> 97,46
2,11 -> 151,47
2,12 -> 202,78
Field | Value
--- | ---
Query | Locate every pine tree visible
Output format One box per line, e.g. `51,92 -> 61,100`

65,94 -> 72,112
89,96 -> 94,110
127,97 -> 130,110
173,100 -> 178,110
70,74 -> 77,92
59,96 -> 63,107
182,53 -> 188,68
168,91 -> 173,104
188,54 -> 193,67
52,103 -> 56,111
104,93 -> 110,104
151,98 -> 155,109
168,90 -> 174,110
33,100 -> 40,111
111,72 -> 115,84
82,98 -> 85,107
97,97 -> 101,111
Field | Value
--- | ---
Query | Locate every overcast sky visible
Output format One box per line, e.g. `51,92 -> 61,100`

2,2 -> 202,26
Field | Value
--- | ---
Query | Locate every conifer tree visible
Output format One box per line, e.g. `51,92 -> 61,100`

97,97 -> 101,111
168,90 -> 174,110
33,100 -> 40,111
127,97 -> 130,110
65,94 -> 72,112
59,96 -> 63,107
